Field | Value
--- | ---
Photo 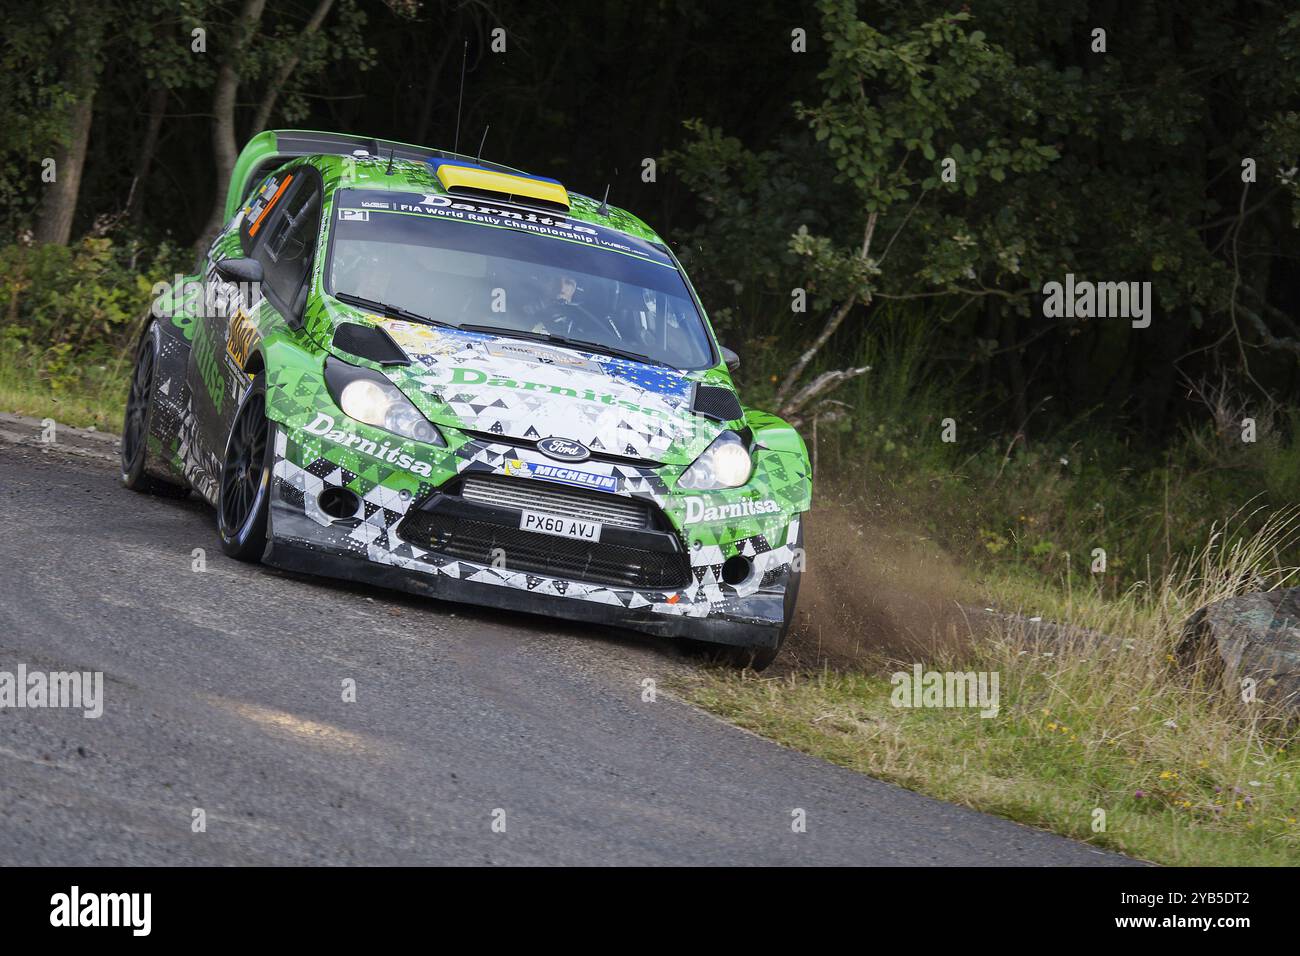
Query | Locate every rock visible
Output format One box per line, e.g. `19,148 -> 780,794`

1177,588 -> 1300,712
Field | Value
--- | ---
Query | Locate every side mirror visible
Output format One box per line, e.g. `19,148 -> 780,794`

720,346 -> 740,372
214,257 -> 264,285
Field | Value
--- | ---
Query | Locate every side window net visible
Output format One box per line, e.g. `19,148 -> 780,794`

258,174 -> 321,307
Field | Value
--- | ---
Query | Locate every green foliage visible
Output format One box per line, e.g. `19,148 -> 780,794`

809,306 -> 1300,591
241,0 -> 376,125
0,0 -> 88,227
664,120 -> 847,345
666,0 -> 1300,439
781,0 -> 1062,311
120,0 -> 217,91
0,236 -> 186,391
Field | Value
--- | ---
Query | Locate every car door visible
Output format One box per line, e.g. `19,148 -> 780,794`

189,164 -> 323,466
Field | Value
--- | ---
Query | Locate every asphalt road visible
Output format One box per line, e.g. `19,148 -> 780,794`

0,421 -> 1136,865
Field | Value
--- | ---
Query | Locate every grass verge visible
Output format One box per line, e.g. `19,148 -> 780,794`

0,349 -> 127,431
677,504 -> 1300,866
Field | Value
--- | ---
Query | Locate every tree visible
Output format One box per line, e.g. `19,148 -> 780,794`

192,0 -> 375,253
685,0 -> 1057,425
249,0 -> 338,135
193,0 -> 268,254
668,0 -> 1300,436
17,5 -> 106,245
120,2 -> 219,224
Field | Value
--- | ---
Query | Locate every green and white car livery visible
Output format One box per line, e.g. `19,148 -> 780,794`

125,130 -> 811,668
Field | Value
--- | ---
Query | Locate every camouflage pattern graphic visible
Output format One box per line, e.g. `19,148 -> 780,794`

142,132 -> 812,643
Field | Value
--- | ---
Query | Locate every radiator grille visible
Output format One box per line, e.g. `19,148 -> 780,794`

459,474 -> 649,529
395,511 -> 691,589
394,473 -> 691,589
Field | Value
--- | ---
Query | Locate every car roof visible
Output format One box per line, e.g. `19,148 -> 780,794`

311,153 -> 666,247
227,129 -> 666,249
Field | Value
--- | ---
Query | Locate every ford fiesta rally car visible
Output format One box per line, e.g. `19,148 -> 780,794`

124,130 -> 811,668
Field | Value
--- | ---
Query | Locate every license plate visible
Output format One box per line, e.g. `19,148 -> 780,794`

519,510 -> 602,542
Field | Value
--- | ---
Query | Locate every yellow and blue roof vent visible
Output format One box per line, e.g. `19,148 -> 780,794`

428,158 -> 569,212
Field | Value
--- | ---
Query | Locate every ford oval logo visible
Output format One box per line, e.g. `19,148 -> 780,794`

537,437 -> 591,462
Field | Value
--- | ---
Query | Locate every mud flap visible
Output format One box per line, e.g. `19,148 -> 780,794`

141,319 -> 195,487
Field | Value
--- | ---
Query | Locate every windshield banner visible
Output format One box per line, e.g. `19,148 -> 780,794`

335,189 -> 671,268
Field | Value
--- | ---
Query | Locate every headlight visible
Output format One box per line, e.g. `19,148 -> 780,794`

325,357 -> 445,445
339,379 -> 391,426
678,431 -> 752,490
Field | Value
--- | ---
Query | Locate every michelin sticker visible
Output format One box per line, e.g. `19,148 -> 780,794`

504,459 -> 618,493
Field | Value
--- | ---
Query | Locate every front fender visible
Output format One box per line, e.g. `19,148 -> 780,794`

258,333 -> 328,428
746,407 -> 812,512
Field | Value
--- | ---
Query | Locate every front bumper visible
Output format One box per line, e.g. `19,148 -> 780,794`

263,533 -> 788,647
265,425 -> 804,649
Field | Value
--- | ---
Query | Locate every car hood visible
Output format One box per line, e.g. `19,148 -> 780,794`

371,320 -> 724,464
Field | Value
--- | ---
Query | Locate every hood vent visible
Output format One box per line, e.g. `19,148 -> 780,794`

691,384 -> 743,422
332,323 -> 410,366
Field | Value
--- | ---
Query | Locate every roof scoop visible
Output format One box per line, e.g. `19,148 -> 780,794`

428,158 -> 570,212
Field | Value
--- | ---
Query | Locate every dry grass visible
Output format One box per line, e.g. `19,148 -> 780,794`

0,349 -> 127,431
681,501 -> 1300,865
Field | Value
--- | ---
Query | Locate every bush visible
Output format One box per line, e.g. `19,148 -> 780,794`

809,308 -> 1300,592
0,234 -> 186,390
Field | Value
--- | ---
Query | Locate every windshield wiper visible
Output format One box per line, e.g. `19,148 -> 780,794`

457,324 -> 668,367
458,324 -> 552,342
333,291 -> 448,328
548,335 -> 670,367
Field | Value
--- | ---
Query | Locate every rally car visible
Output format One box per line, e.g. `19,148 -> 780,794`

123,130 -> 810,668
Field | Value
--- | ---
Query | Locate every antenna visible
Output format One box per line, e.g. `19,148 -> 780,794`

475,125 -> 490,165
452,39 -> 468,155
597,183 -> 611,217
384,147 -> 396,175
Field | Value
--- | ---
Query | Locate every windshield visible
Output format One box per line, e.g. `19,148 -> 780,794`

326,188 -> 715,369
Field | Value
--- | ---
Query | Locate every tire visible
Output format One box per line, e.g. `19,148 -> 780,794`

685,522 -> 805,672
217,374 -> 272,561
121,326 -> 189,497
